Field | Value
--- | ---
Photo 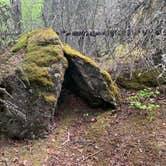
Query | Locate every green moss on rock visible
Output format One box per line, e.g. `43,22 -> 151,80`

63,44 -> 98,67
24,46 -> 64,67
117,69 -> 165,90
135,69 -> 165,86
102,70 -> 121,103
21,63 -> 54,87
63,44 -> 121,107
11,33 -> 29,52
11,28 -> 63,53
12,28 -> 68,105
42,93 -> 57,105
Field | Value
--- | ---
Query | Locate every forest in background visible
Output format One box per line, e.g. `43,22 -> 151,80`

0,0 -> 165,77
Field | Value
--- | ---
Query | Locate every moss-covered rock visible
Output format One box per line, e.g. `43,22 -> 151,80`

0,28 -> 121,138
117,69 -> 165,90
0,28 -> 68,138
63,45 -> 121,107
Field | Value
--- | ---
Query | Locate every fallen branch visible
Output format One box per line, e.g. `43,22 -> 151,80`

57,29 -> 121,37
0,98 -> 26,121
80,149 -> 104,162
0,29 -> 122,37
0,32 -> 20,36
62,131 -> 71,145
0,87 -> 13,99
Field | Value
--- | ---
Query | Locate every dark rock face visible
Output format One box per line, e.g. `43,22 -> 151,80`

63,45 -> 121,107
0,29 -> 120,138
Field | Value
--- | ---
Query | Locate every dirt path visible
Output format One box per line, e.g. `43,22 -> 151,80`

0,89 -> 166,166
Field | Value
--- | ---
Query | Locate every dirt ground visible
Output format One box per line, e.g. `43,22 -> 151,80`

0,88 -> 166,166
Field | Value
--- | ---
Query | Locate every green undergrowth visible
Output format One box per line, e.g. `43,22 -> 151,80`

127,88 -> 160,121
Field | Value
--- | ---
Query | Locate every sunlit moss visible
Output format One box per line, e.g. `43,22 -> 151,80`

21,63 -> 54,87
102,70 -> 121,103
115,44 -> 129,58
24,46 -> 64,67
11,28 -> 68,90
11,33 -> 29,52
63,44 -> 98,67
26,29 -> 62,53
11,28 -> 63,53
42,93 -> 57,104
10,28 -> 69,107
63,44 -> 121,105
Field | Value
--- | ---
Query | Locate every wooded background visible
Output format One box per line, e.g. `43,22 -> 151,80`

0,0 -> 165,75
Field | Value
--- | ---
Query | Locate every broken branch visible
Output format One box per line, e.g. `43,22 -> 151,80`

0,87 -> 13,99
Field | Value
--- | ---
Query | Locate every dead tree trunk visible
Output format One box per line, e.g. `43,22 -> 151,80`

10,0 -> 22,34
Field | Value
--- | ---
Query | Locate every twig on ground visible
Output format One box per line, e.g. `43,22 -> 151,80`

62,131 -> 70,145
80,149 -> 104,162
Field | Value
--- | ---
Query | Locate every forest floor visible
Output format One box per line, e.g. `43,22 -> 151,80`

0,88 -> 166,166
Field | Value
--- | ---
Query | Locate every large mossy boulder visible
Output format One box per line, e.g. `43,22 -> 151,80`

63,45 -> 121,107
0,28 -> 68,138
0,28 -> 120,138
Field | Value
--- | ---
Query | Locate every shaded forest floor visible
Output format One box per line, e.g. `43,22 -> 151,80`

0,88 -> 166,166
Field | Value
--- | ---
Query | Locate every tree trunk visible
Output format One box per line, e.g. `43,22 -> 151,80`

10,0 -> 22,34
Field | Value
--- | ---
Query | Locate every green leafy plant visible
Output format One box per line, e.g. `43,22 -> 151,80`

127,88 -> 160,121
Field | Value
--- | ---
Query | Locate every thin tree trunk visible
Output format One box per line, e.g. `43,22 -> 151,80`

10,0 -> 22,34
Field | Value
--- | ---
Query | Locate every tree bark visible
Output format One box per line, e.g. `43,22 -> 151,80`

10,0 -> 22,34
